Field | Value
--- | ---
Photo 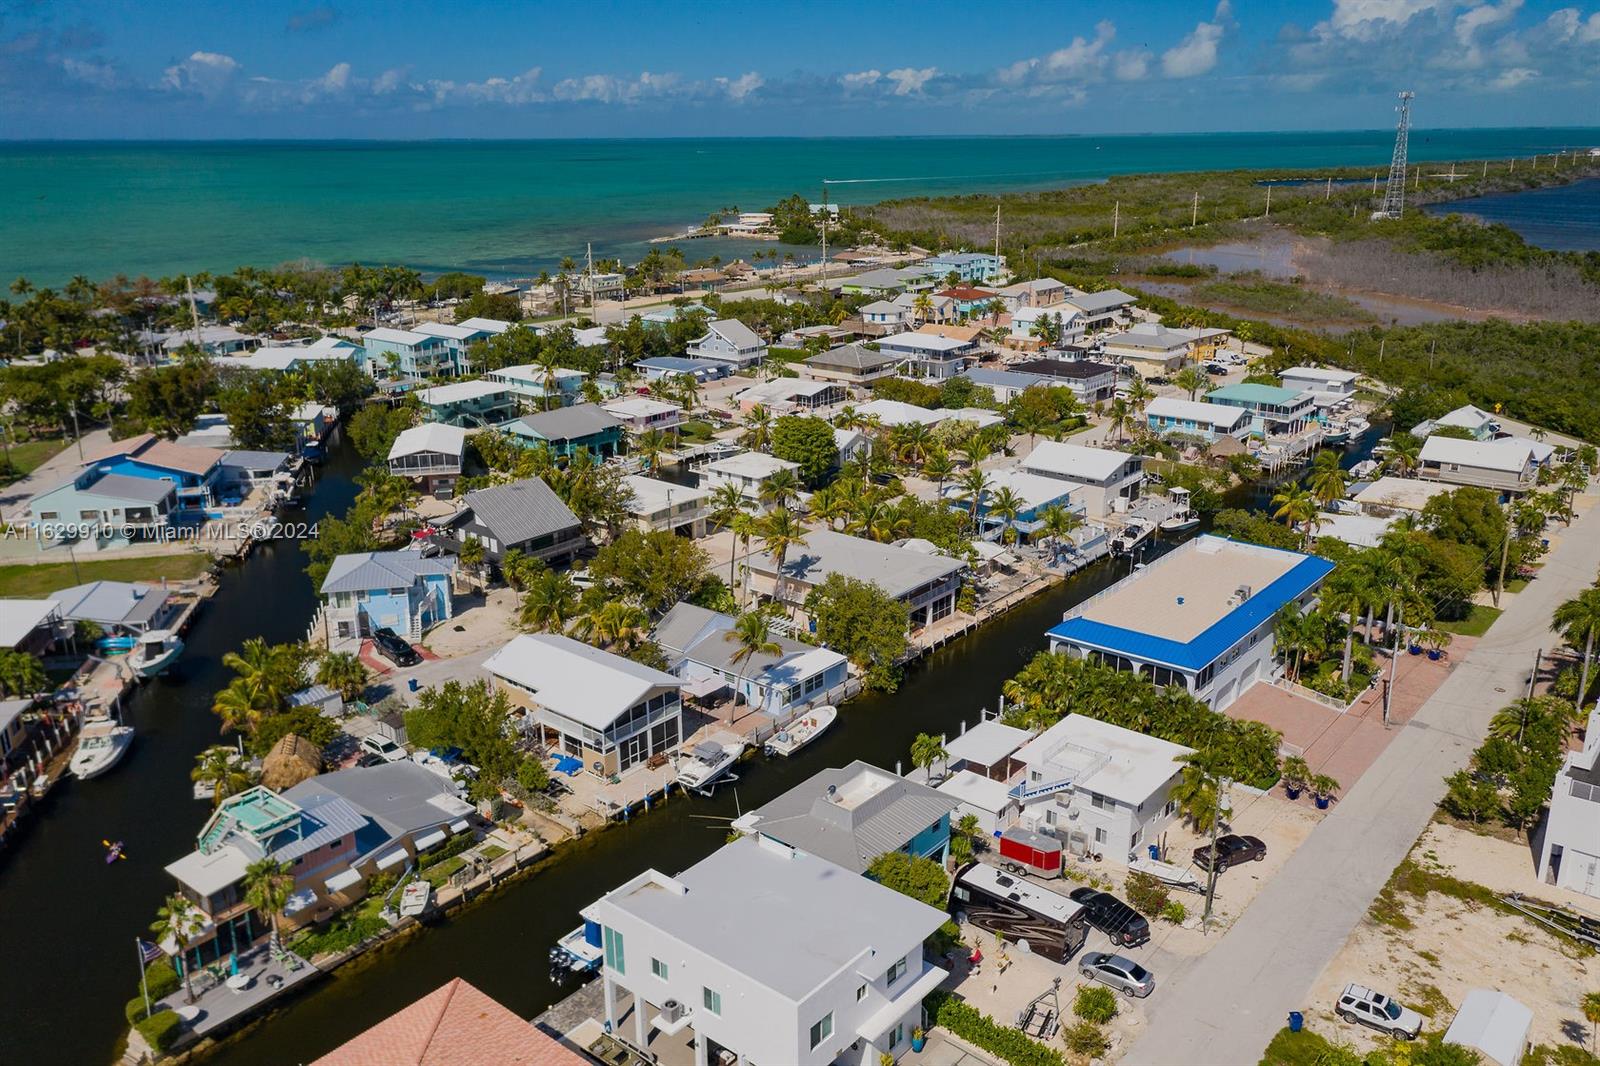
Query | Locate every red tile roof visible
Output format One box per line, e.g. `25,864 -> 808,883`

312,978 -> 588,1066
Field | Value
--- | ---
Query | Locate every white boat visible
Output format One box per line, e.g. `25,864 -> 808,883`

398,880 -> 431,918
765,705 -> 837,757
1111,516 -> 1156,554
69,718 -> 134,780
128,630 -> 184,678
1158,487 -> 1200,533
549,923 -> 604,976
1127,856 -> 1205,894
676,738 -> 745,795
1350,458 -> 1380,480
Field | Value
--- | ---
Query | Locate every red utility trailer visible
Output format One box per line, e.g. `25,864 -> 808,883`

998,826 -> 1062,879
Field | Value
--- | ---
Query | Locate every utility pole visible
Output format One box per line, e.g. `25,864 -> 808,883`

1325,176 -> 1332,201
1201,777 -> 1231,931
69,401 -> 83,459
1375,90 -> 1415,220
1383,602 -> 1402,727
1528,648 -> 1542,700
185,275 -> 202,346
1192,190 -> 1199,227
1265,185 -> 1272,219
1494,510 -> 1513,606
994,203 -> 1001,261
1112,201 -> 1119,239
819,183 -> 829,287
585,242 -> 595,312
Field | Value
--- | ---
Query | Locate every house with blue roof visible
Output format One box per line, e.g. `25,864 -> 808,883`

27,472 -> 181,547
74,432 -> 225,512
1046,534 -> 1335,710
633,356 -> 731,383
320,550 -> 456,642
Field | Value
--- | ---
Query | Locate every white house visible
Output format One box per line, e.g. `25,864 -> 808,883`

1352,476 -> 1457,516
1412,403 -> 1500,441
602,396 -> 683,434
624,475 -> 711,537
1008,306 -> 1086,349
995,277 -> 1069,310
386,422 -> 468,498
874,332 -> 977,381
582,834 -> 949,1066
700,452 -> 801,511
937,771 -> 1022,838
1536,704 -> 1600,899
484,633 -> 682,779
1010,714 -> 1194,863
1279,366 -> 1361,410
853,398 -> 1004,430
1046,535 -> 1335,710
1418,436 -> 1539,493
1144,397 -> 1253,443
484,363 -> 588,407
1020,442 -> 1145,518
654,603 -> 850,718
688,319 -> 767,368
859,300 -> 910,331
1061,288 -> 1138,331
748,529 -> 967,629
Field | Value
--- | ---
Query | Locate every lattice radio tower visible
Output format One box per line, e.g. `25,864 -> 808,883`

1373,90 -> 1415,220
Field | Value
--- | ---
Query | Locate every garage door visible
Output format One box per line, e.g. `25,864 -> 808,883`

1214,679 -> 1238,710
1561,849 -> 1600,897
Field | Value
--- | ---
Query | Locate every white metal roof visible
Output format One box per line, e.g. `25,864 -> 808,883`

165,843 -> 251,897
0,599 -> 60,648
484,633 -> 680,729
876,331 -> 973,353
624,474 -> 710,512
1420,435 -> 1534,473
936,770 -> 1017,813
1146,396 -> 1251,429
1352,476 -> 1455,512
704,451 -> 801,479
1443,990 -> 1532,1066
1281,366 -> 1360,385
944,720 -> 1033,768
979,468 -> 1080,511
1013,714 -> 1193,806
411,321 -> 481,341
1023,441 -> 1138,482
602,397 -> 679,418
456,316 -> 513,334
419,380 -> 510,406
387,422 -> 468,460
365,327 -> 436,346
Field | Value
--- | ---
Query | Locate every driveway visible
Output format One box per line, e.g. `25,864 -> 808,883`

1125,491 -> 1600,1066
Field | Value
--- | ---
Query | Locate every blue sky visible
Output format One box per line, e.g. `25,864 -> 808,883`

4,0 -> 1599,138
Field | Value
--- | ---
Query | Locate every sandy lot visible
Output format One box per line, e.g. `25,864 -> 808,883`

421,586 -> 520,658
1305,823 -> 1599,1058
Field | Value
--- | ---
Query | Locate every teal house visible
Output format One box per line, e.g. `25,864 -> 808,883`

505,404 -> 625,459
417,380 -> 518,427
1205,382 -> 1318,438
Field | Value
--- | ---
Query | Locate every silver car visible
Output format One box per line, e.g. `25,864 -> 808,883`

1078,952 -> 1155,998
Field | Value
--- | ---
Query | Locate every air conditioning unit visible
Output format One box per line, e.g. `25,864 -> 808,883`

661,999 -> 685,1024
1234,584 -> 1253,603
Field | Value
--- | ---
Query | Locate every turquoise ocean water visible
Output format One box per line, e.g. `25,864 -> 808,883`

3,129 -> 1597,286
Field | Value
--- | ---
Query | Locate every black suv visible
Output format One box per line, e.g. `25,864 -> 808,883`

371,627 -> 422,667
1068,887 -> 1151,947
1192,834 -> 1267,872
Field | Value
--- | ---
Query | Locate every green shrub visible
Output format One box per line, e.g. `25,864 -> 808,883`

1073,984 -> 1118,1024
144,957 -> 180,999
1062,1020 -> 1109,1058
126,996 -> 151,1024
291,914 -> 388,959
418,831 -> 477,870
1124,871 -> 1170,916
924,990 -> 1066,1066
1160,899 -> 1188,924
134,1009 -> 182,1053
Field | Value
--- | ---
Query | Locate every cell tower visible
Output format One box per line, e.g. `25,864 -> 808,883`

1373,90 -> 1415,220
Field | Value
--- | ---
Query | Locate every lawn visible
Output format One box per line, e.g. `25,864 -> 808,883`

1258,1027 -> 1359,1066
1438,604 -> 1502,638
0,554 -> 212,598
0,437 -> 67,485
678,419 -> 718,444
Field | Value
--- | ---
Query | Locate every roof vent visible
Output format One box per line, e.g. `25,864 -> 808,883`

1234,584 -> 1252,603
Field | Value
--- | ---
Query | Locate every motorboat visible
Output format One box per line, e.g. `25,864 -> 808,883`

1350,458 -> 1380,480
129,630 -> 184,678
676,738 -> 745,795
398,880 -> 431,919
549,922 -> 604,977
1110,516 -> 1156,554
1127,856 -> 1205,894
1322,422 -> 1352,446
69,718 -> 134,780
765,705 -> 837,757
1158,487 -> 1200,533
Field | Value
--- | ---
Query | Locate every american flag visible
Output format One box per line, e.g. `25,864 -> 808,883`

137,939 -> 164,964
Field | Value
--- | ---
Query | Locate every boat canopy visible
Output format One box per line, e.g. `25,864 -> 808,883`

374,846 -> 409,871
324,867 -> 362,893
413,828 -> 447,851
691,740 -> 725,761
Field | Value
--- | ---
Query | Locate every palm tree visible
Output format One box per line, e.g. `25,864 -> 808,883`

1172,366 -> 1207,401
1124,374 -> 1155,412
922,450 -> 956,498
520,569 -> 580,633
760,509 -> 809,616
191,746 -> 252,808
910,732 -> 949,782
1385,433 -> 1422,476
1038,504 -> 1085,565
742,405 -> 774,452
759,467 -> 802,513
576,600 -> 649,650
221,638 -> 302,716
1489,696 -> 1567,747
1271,485 -> 1318,548
242,858 -> 294,952
1554,587 -> 1600,708
957,468 -> 990,530
808,484 -> 851,531
534,350 -> 565,410
912,292 -> 933,325
1307,451 -> 1347,508
1170,754 -> 1224,834
988,486 -> 1025,545
731,511 -> 760,604
724,607 -> 782,720
212,678 -> 269,736
314,652 -> 368,701
634,428 -> 669,474
1582,991 -> 1600,1051
891,423 -> 934,467
150,895 -> 204,1004
1105,397 -> 1134,443
708,483 -> 750,585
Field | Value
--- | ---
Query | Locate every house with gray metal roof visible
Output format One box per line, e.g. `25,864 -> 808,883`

52,580 -> 174,634
582,833 -> 948,1066
800,343 -> 904,388
747,529 -> 967,629
653,602 -> 849,716
434,476 -> 584,566
504,404 -> 625,459
688,319 -> 768,368
320,550 -> 456,642
732,760 -> 958,874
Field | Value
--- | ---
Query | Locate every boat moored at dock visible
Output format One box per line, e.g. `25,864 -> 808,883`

764,705 -> 837,757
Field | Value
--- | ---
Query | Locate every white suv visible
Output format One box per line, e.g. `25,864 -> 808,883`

1336,984 -> 1422,1040
360,734 -> 408,763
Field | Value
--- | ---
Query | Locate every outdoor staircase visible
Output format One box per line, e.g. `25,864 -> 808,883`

1008,739 -> 1112,801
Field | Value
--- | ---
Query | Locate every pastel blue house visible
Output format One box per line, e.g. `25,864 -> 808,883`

942,468 -> 1083,541
27,472 -> 179,546
1144,397 -> 1253,443
362,327 -> 452,380
504,405 -> 625,460
484,363 -> 588,407
653,602 -> 850,716
417,380 -> 518,427
319,550 -> 457,641
925,251 -> 1007,283
412,321 -> 500,375
732,760 -> 960,874
78,433 -> 224,512
1205,383 -> 1318,438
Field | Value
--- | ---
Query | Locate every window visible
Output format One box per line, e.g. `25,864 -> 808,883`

602,927 -> 625,975
651,958 -> 668,980
886,955 -> 908,985
1089,792 -> 1108,810
1094,827 -> 1108,844
857,984 -> 868,1002
889,1024 -> 905,1050
809,1012 -> 834,1050
702,987 -> 721,1016
1130,827 -> 1142,849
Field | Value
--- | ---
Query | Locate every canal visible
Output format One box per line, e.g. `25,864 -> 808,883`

3,425 -> 1383,1065
0,435 -> 365,1066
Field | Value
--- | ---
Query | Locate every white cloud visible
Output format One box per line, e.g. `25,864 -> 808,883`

1326,0 -> 1457,41
885,67 -> 938,95
1112,50 -> 1151,81
840,69 -> 882,90
1543,6 -> 1600,41
550,71 -> 679,104
716,71 -> 763,100
160,51 -> 241,97
314,61 -> 351,93
1489,65 -> 1538,87
1161,3 -> 1229,79
60,57 -> 121,90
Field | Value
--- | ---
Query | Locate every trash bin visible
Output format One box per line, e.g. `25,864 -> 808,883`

408,678 -> 419,692
1288,1011 -> 1304,1033
1148,844 -> 1161,860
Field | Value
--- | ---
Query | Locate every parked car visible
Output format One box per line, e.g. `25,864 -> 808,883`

359,734 -> 408,763
1068,887 -> 1151,947
356,752 -> 388,768
1335,984 -> 1422,1040
1192,834 -> 1267,872
1078,951 -> 1155,998
371,627 -> 422,667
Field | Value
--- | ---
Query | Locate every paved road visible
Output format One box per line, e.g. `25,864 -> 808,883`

1126,495 -> 1600,1066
